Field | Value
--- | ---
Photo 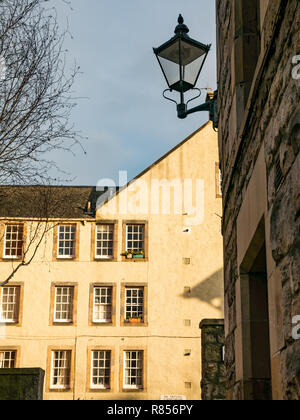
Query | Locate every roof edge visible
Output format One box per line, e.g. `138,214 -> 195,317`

101,120 -> 212,206
132,120 -> 211,183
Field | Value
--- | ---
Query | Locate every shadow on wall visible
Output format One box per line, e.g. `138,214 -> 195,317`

181,268 -> 224,312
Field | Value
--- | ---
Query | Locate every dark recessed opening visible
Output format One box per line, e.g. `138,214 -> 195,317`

274,157 -> 284,192
248,242 -> 272,400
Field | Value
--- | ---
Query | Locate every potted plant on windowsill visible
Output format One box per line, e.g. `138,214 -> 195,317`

126,315 -> 143,324
121,251 -> 133,259
132,251 -> 144,259
121,250 -> 145,259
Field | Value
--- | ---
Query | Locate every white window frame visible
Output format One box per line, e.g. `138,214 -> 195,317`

90,350 -> 111,389
0,286 -> 20,323
126,224 -> 144,253
123,350 -> 143,390
57,225 -> 76,259
92,286 -> 112,323
125,287 -> 144,322
3,224 -> 24,259
54,286 -> 74,323
95,224 -> 114,259
0,350 -> 16,368
50,350 -> 71,390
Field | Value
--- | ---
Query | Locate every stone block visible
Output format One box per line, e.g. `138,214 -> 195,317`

0,368 -> 45,400
200,319 -> 225,400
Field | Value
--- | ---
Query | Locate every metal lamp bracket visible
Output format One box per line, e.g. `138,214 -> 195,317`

162,88 -> 218,130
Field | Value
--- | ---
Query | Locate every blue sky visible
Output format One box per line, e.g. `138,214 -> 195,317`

49,0 -> 217,185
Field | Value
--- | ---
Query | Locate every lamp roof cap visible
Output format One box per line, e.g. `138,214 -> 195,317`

174,14 -> 189,35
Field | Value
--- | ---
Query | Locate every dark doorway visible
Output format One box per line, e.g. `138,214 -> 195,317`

239,217 -> 273,400
247,242 -> 272,400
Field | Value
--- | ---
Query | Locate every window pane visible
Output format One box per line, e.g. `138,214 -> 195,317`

91,350 -> 111,389
93,287 -> 112,323
0,351 -> 16,368
0,287 -> 20,323
50,350 -> 71,389
126,225 -> 144,253
95,225 -> 114,258
54,287 -> 74,322
123,351 -> 143,389
125,287 -> 144,322
4,225 -> 24,258
57,225 -> 76,258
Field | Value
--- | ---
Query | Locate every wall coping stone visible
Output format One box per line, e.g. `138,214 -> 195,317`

0,368 -> 44,376
199,319 -> 224,329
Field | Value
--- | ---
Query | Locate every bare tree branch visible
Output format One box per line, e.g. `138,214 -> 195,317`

0,0 -> 82,184
0,185 -> 93,286
0,1 -> 89,286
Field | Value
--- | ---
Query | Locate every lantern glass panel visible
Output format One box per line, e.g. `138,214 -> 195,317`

183,53 -> 207,86
156,38 -> 208,92
157,55 -> 179,89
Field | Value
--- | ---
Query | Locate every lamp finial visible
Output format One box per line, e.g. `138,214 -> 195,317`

175,14 -> 189,35
178,14 -> 184,24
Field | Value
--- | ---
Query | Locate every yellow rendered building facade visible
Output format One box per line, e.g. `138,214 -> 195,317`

0,121 -> 223,400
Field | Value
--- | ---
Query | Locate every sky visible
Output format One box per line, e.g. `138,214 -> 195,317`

48,0 -> 217,186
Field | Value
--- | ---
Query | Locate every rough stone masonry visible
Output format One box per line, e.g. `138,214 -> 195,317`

200,319 -> 226,400
216,0 -> 300,400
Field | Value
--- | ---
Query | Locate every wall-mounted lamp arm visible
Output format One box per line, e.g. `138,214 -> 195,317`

177,90 -> 218,130
177,101 -> 210,118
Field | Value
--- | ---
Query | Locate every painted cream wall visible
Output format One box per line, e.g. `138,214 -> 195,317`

0,121 -> 223,400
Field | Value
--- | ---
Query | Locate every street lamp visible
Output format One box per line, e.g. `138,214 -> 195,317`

153,15 -> 218,129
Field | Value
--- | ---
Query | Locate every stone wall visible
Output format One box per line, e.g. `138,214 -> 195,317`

0,368 -> 45,400
216,0 -> 300,399
200,319 -> 226,400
